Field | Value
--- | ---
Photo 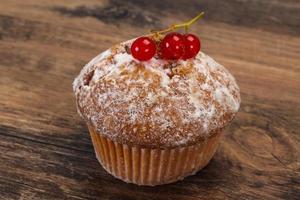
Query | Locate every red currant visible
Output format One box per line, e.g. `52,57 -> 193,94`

183,34 -> 201,59
160,32 -> 185,60
131,37 -> 156,61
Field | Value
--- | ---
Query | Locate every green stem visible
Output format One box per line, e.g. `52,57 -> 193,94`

152,12 -> 204,35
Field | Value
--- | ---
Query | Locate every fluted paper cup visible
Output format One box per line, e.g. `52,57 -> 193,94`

88,125 -> 221,186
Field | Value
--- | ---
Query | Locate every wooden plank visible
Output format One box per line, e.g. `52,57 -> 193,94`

0,0 -> 299,199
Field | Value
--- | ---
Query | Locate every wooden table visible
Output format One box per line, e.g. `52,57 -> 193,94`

1,0 -> 299,199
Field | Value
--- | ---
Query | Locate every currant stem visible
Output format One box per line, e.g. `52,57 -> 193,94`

152,12 -> 204,35
184,25 -> 188,33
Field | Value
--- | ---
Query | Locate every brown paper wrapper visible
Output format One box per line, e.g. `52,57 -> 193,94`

88,125 -> 221,186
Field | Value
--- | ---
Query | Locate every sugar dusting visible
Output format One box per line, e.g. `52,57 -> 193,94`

73,39 -> 241,148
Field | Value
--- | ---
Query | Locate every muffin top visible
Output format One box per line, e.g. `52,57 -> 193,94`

73,39 -> 240,148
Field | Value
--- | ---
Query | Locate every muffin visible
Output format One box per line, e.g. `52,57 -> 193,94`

73,38 -> 240,186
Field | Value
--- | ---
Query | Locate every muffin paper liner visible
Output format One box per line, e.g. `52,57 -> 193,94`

88,125 -> 221,186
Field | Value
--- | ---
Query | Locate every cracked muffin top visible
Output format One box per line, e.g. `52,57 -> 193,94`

73,39 -> 240,148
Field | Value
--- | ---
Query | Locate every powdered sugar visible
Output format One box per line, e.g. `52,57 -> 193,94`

73,39 -> 241,148
114,53 -> 133,66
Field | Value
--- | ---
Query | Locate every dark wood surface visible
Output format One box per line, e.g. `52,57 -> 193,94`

0,0 -> 300,199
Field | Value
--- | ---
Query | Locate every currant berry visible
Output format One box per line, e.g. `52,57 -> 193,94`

160,32 -> 185,60
183,34 -> 201,59
131,37 -> 156,61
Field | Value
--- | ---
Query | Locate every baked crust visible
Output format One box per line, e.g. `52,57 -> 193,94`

73,39 -> 241,148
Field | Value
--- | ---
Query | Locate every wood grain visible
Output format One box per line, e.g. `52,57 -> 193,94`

0,0 -> 299,199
